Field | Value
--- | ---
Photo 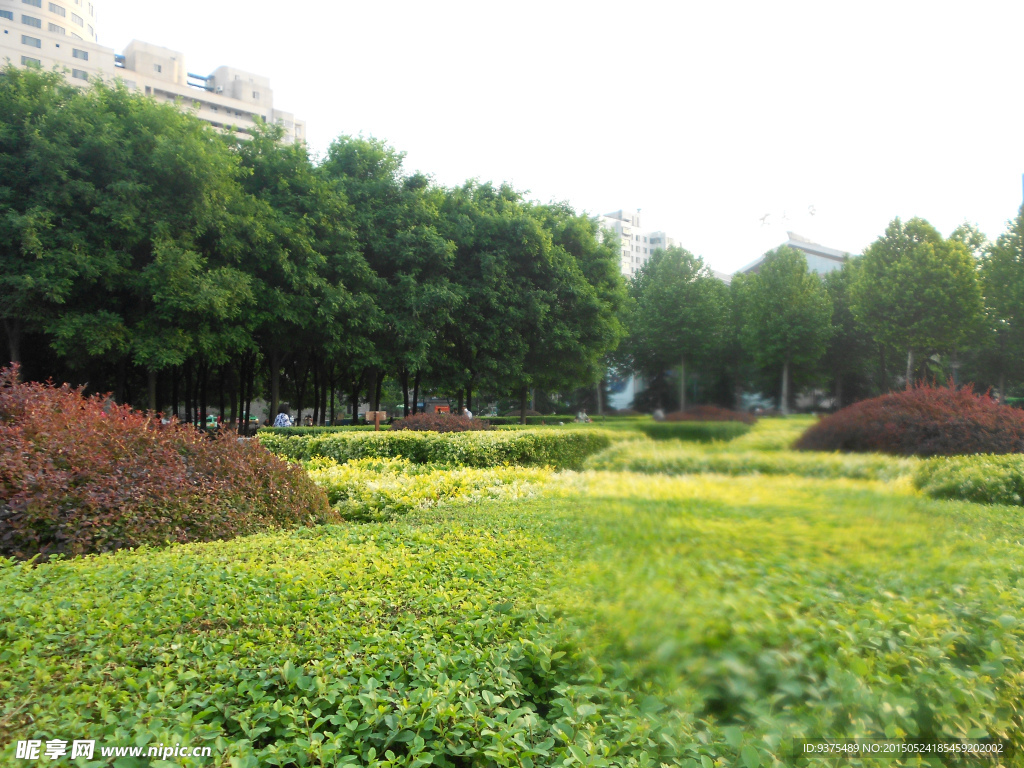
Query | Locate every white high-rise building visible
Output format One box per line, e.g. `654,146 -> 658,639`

592,209 -> 680,278
0,0 -> 305,143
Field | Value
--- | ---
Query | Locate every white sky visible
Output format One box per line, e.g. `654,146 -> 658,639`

97,0 -> 1024,273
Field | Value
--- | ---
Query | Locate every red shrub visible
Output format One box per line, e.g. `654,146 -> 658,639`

391,413 -> 492,432
665,406 -> 757,425
0,366 -> 333,561
794,383 -> 1024,456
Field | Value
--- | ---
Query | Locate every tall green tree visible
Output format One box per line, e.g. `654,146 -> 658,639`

850,217 -> 982,388
735,246 -> 832,413
236,124 -> 377,421
627,246 -> 729,410
320,136 -> 455,415
978,207 -> 1024,401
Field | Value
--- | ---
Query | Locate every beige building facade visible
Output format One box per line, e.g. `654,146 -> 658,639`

593,209 -> 682,277
0,0 -> 305,143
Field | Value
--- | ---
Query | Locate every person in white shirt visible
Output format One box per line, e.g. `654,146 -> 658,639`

462,407 -> 473,419
273,407 -> 293,427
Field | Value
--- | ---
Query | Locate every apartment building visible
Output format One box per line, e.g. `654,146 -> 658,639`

592,209 -> 680,277
0,0 -> 305,143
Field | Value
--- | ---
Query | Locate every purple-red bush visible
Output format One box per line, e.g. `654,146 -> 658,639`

0,366 -> 333,560
391,412 -> 492,433
665,406 -> 757,425
795,383 -> 1024,456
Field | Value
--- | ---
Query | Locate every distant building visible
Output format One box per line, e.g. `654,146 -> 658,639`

0,0 -> 305,143
592,209 -> 680,277
736,231 -> 851,276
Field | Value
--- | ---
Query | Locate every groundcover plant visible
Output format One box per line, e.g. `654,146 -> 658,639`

3,418 -> 1024,766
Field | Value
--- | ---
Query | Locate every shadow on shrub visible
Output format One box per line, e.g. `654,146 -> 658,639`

391,413 -> 492,432
795,383 -> 1024,456
638,421 -> 752,442
0,366 -> 333,560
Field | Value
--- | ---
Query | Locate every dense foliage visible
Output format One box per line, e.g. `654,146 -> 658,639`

0,67 -> 624,427
915,454 -> 1024,506
0,367 -> 332,560
7,419 -> 1024,765
258,429 -> 618,470
391,413 -> 492,432
306,457 -> 552,522
794,384 -> 1024,456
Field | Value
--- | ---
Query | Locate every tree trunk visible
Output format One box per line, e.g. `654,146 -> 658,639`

114,358 -> 127,405
3,318 -> 22,366
147,368 -> 157,413
218,368 -> 225,425
905,348 -> 914,391
999,369 -> 1007,405
319,370 -> 328,425
466,382 -> 473,413
242,357 -> 254,435
834,369 -> 843,410
374,372 -> 383,412
268,346 -> 286,426
312,360 -> 320,425
679,355 -> 687,412
172,366 -> 179,421
229,363 -> 238,432
596,377 -> 603,416
199,360 -> 209,432
350,376 -> 361,426
184,361 -> 193,425
401,368 -> 410,417
780,358 -> 790,416
520,386 -> 528,425
530,388 -> 536,412
457,389 -> 464,414
412,371 -> 421,416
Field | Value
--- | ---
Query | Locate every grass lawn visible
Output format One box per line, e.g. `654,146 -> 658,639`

3,418 -> 1023,767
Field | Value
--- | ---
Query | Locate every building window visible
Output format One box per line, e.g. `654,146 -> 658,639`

72,47 -> 86,59
0,10 -> 13,19
153,63 -> 162,73
70,11 -> 82,24
47,22 -> 62,32
252,91 -> 259,99
21,55 -> 41,66
70,31 -> 80,38
71,68 -> 87,79
21,34 -> 41,47
48,2 -> 64,14
22,0 -> 42,6
87,24 -> 91,35
22,14 -> 41,26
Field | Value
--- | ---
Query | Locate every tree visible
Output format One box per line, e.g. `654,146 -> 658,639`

978,207 -> 1024,401
850,217 -> 982,388
821,260 -> 876,407
320,136 -> 455,416
627,246 -> 729,410
735,247 -> 832,414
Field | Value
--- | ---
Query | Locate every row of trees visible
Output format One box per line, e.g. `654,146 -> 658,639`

622,210 -> 1024,413
0,66 -> 626,425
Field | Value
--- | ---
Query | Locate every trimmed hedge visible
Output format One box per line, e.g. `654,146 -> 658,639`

637,421 -> 752,442
259,429 -> 617,470
915,454 -> 1024,506
586,441 -> 916,480
0,367 -> 332,560
306,457 -> 552,521
485,415 -> 577,425
664,405 -> 757,424
795,384 -> 1024,456
391,413 -> 492,432
261,425 -> 391,435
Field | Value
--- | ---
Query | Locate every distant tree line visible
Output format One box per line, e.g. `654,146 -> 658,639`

0,67 -> 627,426
621,211 -> 1024,413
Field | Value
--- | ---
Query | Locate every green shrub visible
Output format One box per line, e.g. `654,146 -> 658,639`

261,425 -> 390,435
485,415 -> 578,425
585,440 -> 916,480
306,457 -> 553,521
915,454 -> 1024,505
259,429 -> 616,470
637,421 -> 751,442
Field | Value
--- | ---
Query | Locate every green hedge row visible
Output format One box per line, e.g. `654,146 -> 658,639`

915,454 -> 1024,506
259,429 -> 617,470
586,441 -> 917,480
637,421 -> 752,442
260,425 -> 389,435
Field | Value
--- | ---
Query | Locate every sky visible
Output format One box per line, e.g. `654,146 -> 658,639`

96,0 -> 1024,273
